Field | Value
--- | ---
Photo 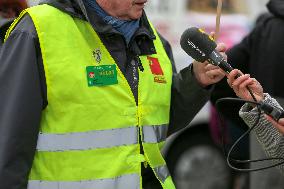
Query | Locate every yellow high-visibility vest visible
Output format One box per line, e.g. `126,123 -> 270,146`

7,4 -> 175,189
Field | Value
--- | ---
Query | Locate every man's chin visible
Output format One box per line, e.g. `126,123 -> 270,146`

130,11 -> 143,20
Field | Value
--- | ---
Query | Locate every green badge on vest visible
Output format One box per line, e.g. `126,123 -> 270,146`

86,65 -> 118,87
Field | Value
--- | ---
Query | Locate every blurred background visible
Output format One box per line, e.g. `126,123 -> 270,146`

144,0 -> 268,71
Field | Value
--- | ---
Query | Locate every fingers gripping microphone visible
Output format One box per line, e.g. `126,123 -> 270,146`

180,27 -> 234,74
180,27 -> 284,121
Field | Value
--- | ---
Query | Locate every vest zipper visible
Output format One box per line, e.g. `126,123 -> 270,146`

135,55 -> 144,72
136,66 -> 148,170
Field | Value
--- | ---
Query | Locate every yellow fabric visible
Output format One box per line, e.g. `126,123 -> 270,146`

30,145 -> 139,180
7,4 -> 175,188
164,177 -> 176,189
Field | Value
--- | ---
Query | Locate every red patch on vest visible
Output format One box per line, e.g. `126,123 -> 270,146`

147,56 -> 167,84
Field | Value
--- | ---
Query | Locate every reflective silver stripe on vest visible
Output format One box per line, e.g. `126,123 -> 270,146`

28,174 -> 140,189
154,165 -> 170,183
37,127 -> 138,151
142,124 -> 168,143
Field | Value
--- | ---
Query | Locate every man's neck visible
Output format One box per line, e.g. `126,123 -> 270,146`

84,0 -> 140,44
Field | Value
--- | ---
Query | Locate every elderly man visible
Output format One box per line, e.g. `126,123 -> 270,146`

0,0 -> 225,189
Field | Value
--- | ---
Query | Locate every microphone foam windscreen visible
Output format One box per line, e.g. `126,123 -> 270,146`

180,27 -> 217,62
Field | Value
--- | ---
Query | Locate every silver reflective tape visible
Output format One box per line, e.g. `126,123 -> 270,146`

142,124 -> 168,143
37,127 -> 138,151
154,165 -> 170,183
28,174 -> 140,189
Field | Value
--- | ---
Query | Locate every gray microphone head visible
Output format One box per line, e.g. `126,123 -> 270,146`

180,27 -> 217,62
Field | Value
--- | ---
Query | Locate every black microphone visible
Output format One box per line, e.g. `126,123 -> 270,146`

180,27 -> 234,74
180,27 -> 284,121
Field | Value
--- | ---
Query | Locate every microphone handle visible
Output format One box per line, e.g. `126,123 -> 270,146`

208,51 -> 234,74
207,50 -> 283,119
218,60 -> 234,74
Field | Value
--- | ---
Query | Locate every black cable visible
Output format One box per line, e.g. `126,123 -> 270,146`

215,95 -> 284,172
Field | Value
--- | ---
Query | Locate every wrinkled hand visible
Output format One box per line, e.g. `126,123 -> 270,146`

192,43 -> 226,87
227,69 -> 264,102
265,116 -> 284,135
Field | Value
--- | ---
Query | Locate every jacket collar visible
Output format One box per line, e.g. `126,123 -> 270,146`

39,0 -> 156,39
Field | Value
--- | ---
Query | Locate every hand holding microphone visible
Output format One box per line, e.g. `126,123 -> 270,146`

180,27 -> 284,122
180,27 -> 232,72
180,27 -> 227,87
227,69 -> 264,102
227,69 -> 284,122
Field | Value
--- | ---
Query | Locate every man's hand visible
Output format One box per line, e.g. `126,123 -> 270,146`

227,69 -> 264,102
192,43 -> 226,87
265,116 -> 284,135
